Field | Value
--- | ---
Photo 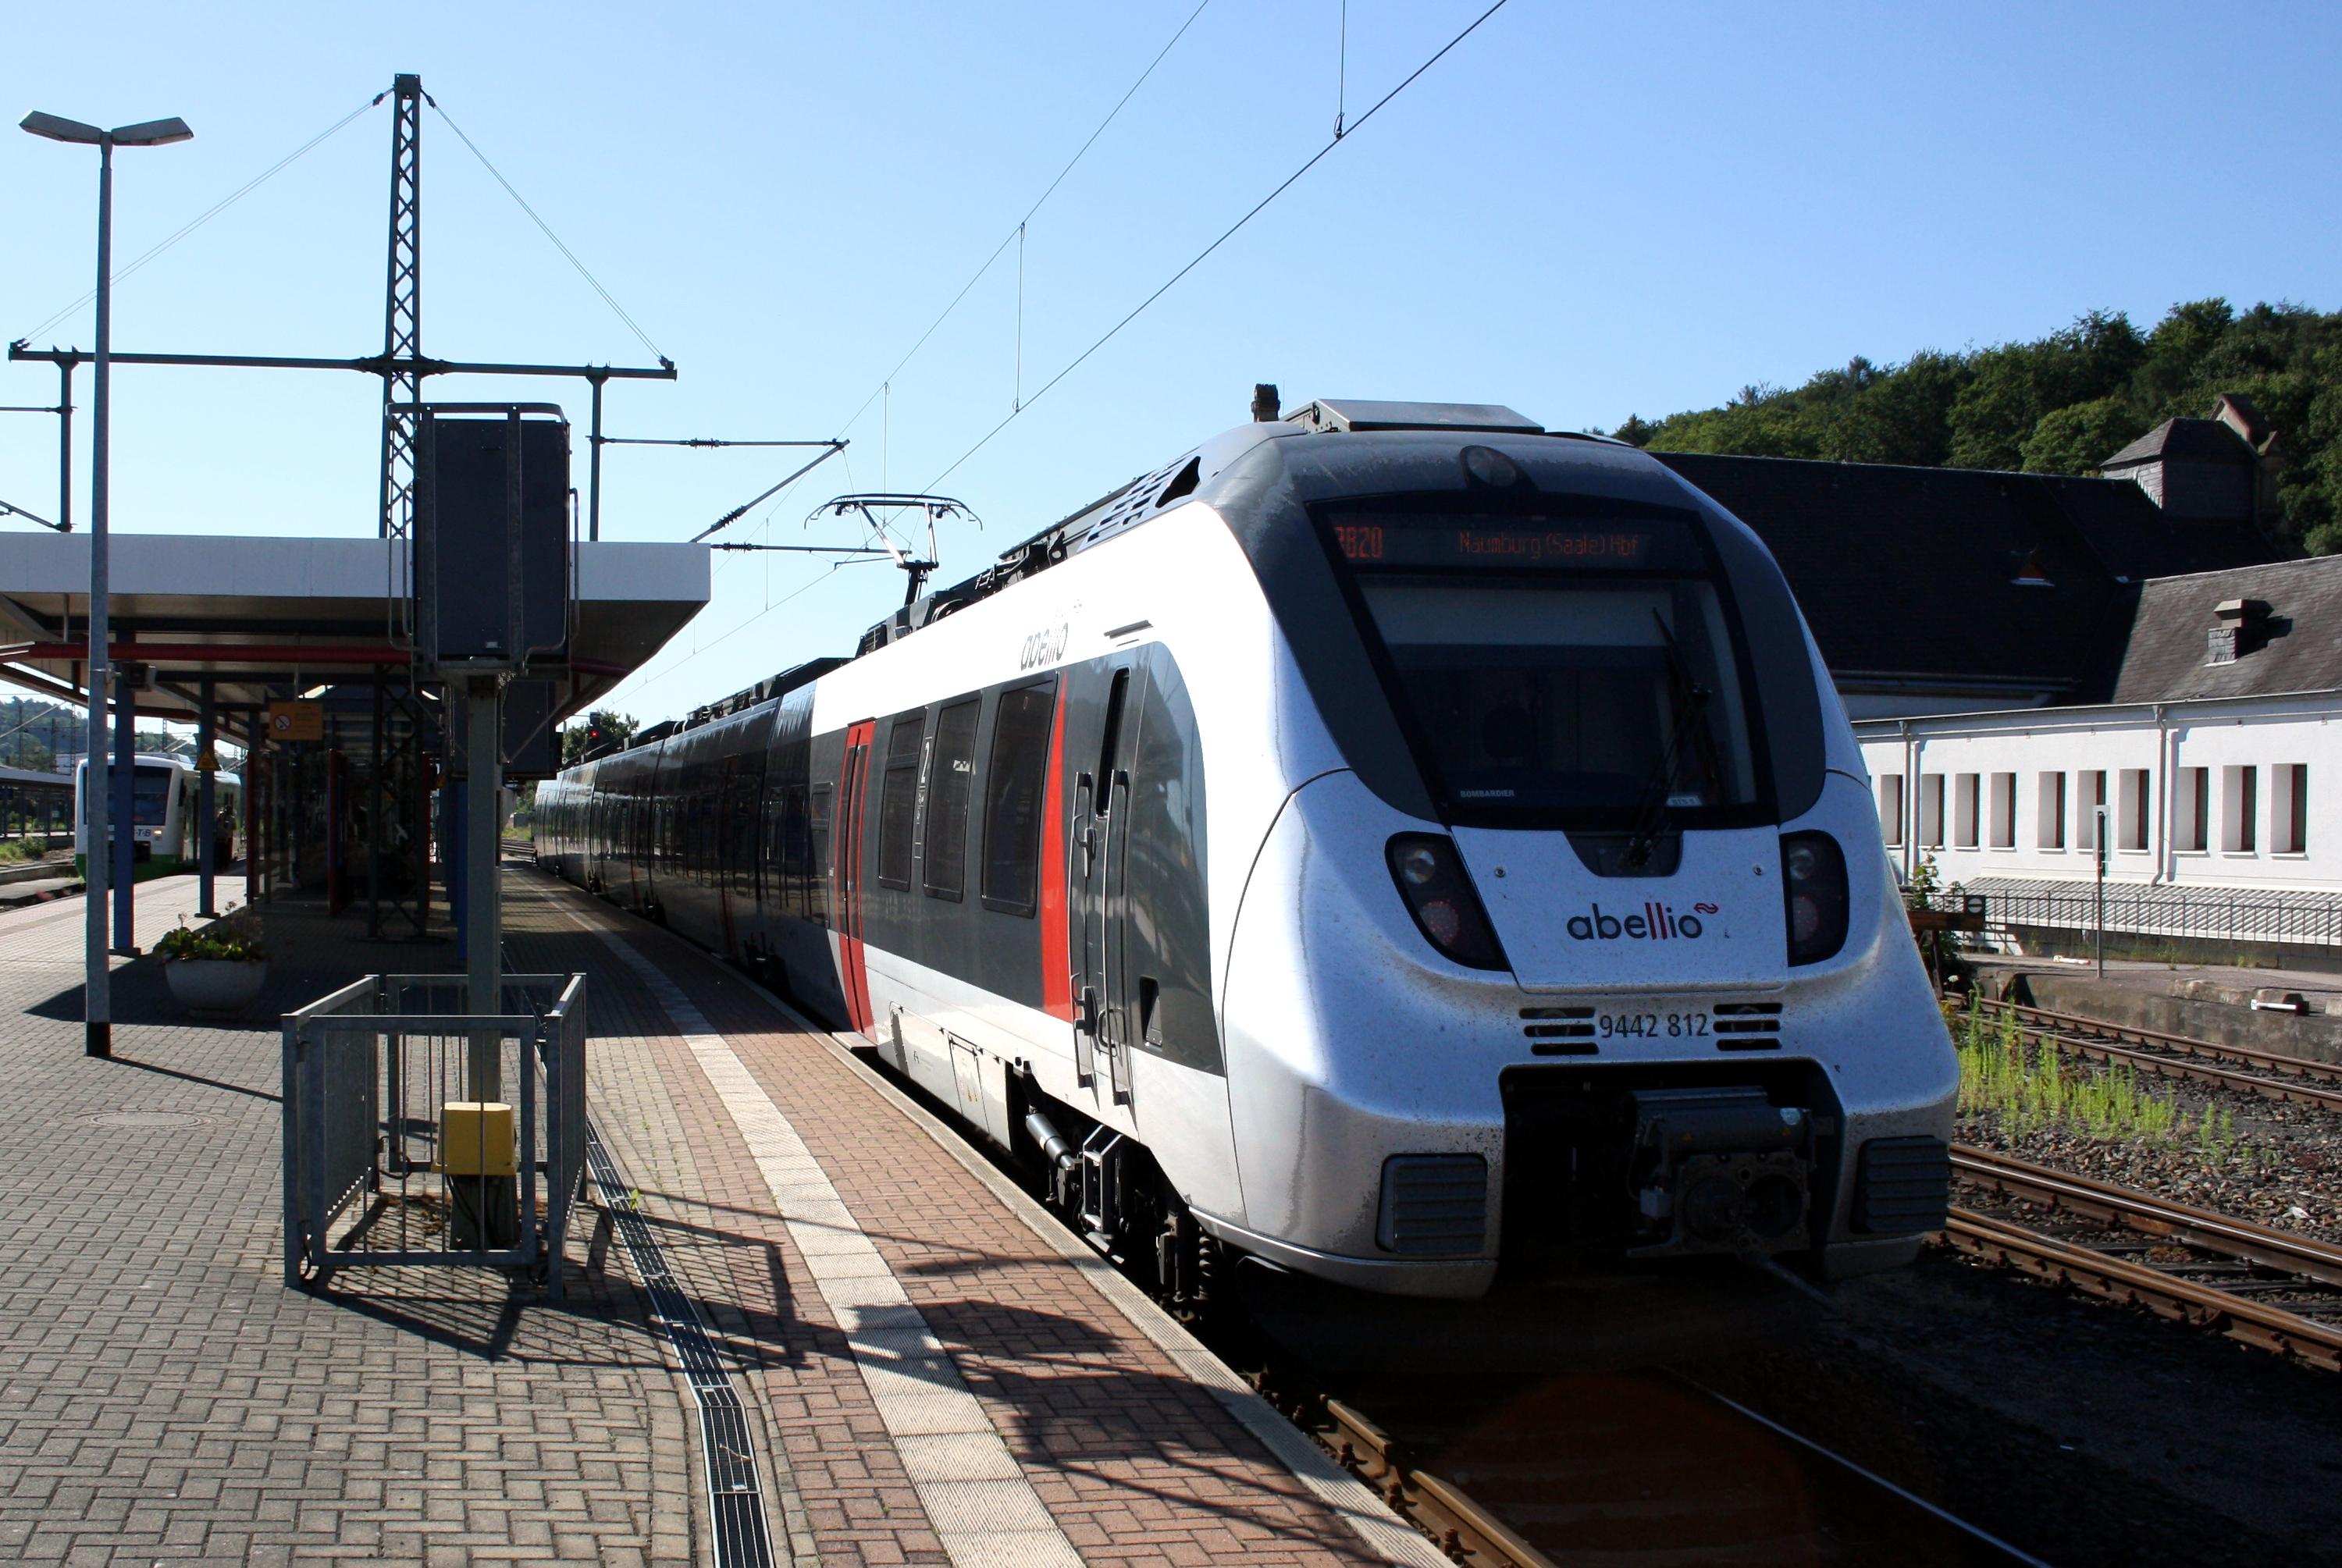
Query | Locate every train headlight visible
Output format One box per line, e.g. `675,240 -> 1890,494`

1386,834 -> 1509,972
1394,842 -> 1441,888
1460,444 -> 1522,489
1781,830 -> 1848,966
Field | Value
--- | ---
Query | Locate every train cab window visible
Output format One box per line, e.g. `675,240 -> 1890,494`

981,682 -> 1057,916
131,766 -> 173,827
923,698 -> 981,901
876,711 -> 926,890
1319,506 -> 1761,828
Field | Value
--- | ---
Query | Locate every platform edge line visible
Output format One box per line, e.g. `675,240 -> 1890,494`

795,1021 -> 1453,1568
526,867 -> 1451,1568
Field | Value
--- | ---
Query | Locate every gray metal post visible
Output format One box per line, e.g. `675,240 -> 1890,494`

57,357 -> 75,535
196,681 -> 216,916
587,373 -> 604,542
365,678 -> 383,937
84,141 -> 116,1053
465,676 -> 503,1099
112,671 -> 135,952
2095,805 -> 2109,978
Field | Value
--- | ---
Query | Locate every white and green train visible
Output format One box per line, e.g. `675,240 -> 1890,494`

74,753 -> 241,880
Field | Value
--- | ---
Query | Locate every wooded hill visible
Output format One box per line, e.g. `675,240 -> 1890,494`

1606,300 -> 2342,556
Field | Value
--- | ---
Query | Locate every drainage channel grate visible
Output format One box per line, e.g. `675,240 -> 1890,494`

586,1123 -> 778,1568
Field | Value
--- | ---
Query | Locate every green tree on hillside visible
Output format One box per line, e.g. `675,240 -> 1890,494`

1615,298 -> 2342,555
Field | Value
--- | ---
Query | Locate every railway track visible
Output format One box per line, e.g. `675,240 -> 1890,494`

1973,997 -> 2342,1114
1309,1368 -> 2041,1565
1946,1143 -> 2342,1371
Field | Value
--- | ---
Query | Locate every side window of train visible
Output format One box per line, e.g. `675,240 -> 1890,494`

810,784 -> 834,925
981,681 -> 1056,916
877,712 -> 927,890
922,697 -> 981,901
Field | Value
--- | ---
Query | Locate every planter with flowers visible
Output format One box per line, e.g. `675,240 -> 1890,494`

155,916 -> 269,1013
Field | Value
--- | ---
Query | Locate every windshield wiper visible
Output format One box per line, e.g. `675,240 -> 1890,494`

1623,609 -> 1709,869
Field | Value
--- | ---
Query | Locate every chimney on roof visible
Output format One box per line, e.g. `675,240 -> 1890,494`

1251,383 -> 1280,424
2205,597 -> 2270,666
2213,393 -> 2287,526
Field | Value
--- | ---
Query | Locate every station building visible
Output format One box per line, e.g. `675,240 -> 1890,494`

1853,555 -> 2342,953
1658,398 -> 2341,956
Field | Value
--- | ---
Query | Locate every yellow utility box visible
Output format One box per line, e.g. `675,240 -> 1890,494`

440,1102 -> 518,1176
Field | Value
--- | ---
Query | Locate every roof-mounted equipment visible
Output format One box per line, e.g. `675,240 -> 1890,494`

1283,398 -> 1544,436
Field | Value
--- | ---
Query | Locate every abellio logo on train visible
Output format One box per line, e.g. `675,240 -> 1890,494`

1566,901 -> 1721,941
1019,619 -> 1070,671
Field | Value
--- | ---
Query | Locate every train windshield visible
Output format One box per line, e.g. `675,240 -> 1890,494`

132,766 -> 173,827
1321,506 -> 1763,827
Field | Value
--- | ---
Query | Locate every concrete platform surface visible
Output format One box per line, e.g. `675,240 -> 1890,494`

0,863 -> 1431,1567
1971,953 -> 2342,1061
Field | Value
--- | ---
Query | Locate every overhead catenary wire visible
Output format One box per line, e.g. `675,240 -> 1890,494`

630,0 -> 1509,709
621,556 -> 890,703
14,92 -> 380,345
635,2 -> 1222,704
923,0 -> 1514,490
689,444 -> 850,543
429,98 -> 667,362
831,0 -> 1214,441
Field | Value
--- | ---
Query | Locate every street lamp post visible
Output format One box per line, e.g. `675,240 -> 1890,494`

21,109 -> 193,1058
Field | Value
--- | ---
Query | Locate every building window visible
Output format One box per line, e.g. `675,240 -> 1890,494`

2119,768 -> 2149,851
2274,764 -> 2308,855
981,681 -> 1058,916
2036,771 -> 2066,850
2077,770 -> 2107,852
1919,773 -> 1945,848
876,710 -> 927,890
1988,772 -> 2016,850
1878,773 -> 1904,847
2176,766 -> 2209,852
2222,764 -> 2258,854
921,698 -> 981,901
1953,773 -> 1980,849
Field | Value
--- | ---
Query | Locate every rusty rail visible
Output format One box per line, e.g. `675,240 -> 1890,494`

1946,1144 -> 2342,1372
1319,1397 -> 1557,1568
1973,997 -> 2342,1114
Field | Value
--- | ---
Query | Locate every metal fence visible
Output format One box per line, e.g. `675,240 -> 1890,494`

0,777 -> 68,841
1975,887 -> 2342,949
282,972 -> 588,1297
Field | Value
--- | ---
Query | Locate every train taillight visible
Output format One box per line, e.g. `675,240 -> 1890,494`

1781,830 -> 1848,965
1386,834 -> 1508,972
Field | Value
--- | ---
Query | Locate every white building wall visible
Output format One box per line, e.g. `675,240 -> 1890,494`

1853,692 -> 2342,894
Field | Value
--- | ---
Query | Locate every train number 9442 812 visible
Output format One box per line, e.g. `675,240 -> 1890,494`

1598,1012 -> 1713,1039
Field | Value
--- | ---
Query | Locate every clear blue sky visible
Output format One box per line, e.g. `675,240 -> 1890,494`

5,2 -> 2337,727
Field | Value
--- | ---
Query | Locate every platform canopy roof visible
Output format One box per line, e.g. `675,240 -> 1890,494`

0,532 -> 707,739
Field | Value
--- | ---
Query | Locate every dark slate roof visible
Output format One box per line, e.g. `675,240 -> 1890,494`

2107,555 -> 2342,702
2216,393 -> 2273,448
2102,417 -> 2256,470
1650,451 -> 2280,699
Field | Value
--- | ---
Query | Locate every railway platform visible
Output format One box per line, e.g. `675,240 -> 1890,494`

0,862 -> 1436,1567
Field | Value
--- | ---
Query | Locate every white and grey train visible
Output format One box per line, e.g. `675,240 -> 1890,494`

535,398 -> 1956,1303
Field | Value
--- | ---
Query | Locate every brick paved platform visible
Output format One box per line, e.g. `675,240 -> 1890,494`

0,865 -> 1440,1566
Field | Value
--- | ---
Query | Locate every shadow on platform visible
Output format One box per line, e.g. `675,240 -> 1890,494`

26,894 -> 455,1030
920,1293 -> 1369,1559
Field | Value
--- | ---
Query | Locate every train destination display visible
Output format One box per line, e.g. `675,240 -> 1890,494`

1324,513 -> 1701,572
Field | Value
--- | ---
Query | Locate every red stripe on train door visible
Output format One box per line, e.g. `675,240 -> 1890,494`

1038,680 -> 1073,1022
835,720 -> 876,1035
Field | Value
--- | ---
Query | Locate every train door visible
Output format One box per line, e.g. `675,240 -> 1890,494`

1070,662 -> 1141,1108
832,720 -> 877,1034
